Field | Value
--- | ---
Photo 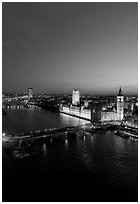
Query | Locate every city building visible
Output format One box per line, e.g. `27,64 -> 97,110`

97,88 -> 124,122
60,88 -> 124,122
84,99 -> 89,108
28,88 -> 33,100
72,89 -> 80,105
60,105 -> 91,120
117,88 -> 124,120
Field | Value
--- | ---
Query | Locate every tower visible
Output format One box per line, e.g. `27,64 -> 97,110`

28,88 -> 33,100
72,89 -> 80,105
117,88 -> 124,120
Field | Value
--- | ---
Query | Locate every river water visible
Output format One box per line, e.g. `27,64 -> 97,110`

2,108 -> 138,202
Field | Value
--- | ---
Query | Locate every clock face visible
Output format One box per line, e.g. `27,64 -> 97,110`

117,97 -> 123,102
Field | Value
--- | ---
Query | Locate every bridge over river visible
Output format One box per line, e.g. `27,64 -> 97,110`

2,120 -> 137,151
2,123 -> 91,144
2,121 -> 121,139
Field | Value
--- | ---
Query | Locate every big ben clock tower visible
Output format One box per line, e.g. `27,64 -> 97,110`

117,88 -> 124,120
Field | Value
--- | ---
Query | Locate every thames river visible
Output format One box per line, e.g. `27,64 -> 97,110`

2,108 -> 138,202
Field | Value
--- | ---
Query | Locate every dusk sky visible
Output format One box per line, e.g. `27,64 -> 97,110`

2,2 -> 138,95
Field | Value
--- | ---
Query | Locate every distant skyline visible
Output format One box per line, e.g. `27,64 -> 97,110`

2,2 -> 138,95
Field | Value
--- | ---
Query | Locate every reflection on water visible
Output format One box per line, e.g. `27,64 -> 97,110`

43,143 -> 47,155
64,138 -> 69,151
2,109 -> 138,202
90,135 -> 94,143
65,138 -> 68,145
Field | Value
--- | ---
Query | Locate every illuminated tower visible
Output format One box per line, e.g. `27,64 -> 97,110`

72,89 -> 80,105
28,88 -> 33,100
117,88 -> 124,120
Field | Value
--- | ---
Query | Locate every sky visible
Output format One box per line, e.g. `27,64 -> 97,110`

2,2 -> 138,95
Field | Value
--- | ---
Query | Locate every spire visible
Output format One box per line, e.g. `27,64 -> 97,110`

118,87 -> 123,96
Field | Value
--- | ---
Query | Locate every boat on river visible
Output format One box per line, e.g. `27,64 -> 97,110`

11,147 -> 38,160
115,128 -> 138,140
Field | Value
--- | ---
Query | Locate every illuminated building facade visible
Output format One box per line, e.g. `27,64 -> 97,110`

99,88 -> 124,122
72,89 -> 80,105
28,88 -> 33,100
60,88 -> 124,122
100,111 -> 118,121
60,105 -> 91,120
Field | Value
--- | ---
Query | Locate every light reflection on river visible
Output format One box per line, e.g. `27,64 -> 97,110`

2,108 -> 138,202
